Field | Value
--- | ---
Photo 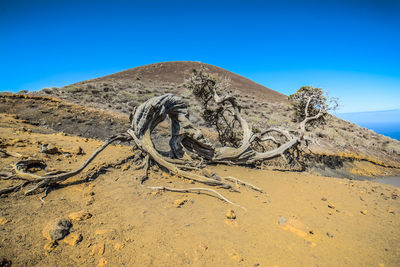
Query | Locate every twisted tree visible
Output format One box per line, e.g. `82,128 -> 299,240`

1,69 -> 336,206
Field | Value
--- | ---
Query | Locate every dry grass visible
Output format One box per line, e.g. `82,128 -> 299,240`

30,61 -> 400,174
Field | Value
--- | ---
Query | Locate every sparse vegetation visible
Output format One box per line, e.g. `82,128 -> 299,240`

289,86 -> 338,126
25,61 -> 400,176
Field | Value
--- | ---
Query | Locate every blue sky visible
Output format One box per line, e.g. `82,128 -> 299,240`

1,0 -> 399,113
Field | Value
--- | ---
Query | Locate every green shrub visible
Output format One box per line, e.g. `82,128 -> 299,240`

288,86 -> 338,126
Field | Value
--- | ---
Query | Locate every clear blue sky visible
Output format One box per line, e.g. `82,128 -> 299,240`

1,0 -> 399,113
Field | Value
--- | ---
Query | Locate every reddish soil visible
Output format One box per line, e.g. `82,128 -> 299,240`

80,61 -> 288,103
0,114 -> 399,266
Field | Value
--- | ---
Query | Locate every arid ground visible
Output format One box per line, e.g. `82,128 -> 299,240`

1,113 -> 399,266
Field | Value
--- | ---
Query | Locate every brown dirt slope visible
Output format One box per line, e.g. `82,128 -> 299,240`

0,94 -> 129,141
77,61 -> 288,103
0,114 -> 399,266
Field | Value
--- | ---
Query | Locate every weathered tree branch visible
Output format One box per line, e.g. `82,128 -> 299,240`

1,134 -> 132,196
2,73 -> 333,209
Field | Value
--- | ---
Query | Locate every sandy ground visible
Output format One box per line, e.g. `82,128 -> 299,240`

0,114 -> 399,266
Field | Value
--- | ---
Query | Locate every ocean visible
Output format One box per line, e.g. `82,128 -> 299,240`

337,109 -> 400,141
359,122 -> 400,141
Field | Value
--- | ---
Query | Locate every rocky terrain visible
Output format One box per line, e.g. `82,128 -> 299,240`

18,61 -> 400,178
0,113 -> 399,266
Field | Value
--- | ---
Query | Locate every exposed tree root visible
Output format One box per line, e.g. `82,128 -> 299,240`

0,149 -> 22,158
147,185 -> 245,210
40,187 -> 50,203
0,172 -> 15,180
0,181 -> 29,196
222,176 -> 263,193
139,155 -> 150,184
127,129 -> 234,190
1,78 -> 331,208
1,134 -> 131,196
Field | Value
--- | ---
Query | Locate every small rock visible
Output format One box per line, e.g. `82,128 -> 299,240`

278,217 -> 286,226
174,199 -> 187,208
388,208 -> 395,214
114,242 -> 125,251
98,258 -> 107,267
91,243 -> 105,255
326,232 -> 334,238
327,204 -> 335,209
40,144 -> 60,154
0,217 -> 10,225
42,218 -> 72,241
43,241 -> 58,252
75,146 -> 84,155
62,232 -> 82,246
29,167 -> 41,173
226,209 -> 236,219
68,211 -> 92,221
321,197 -> 327,201
360,210 -> 368,215
199,243 -> 208,251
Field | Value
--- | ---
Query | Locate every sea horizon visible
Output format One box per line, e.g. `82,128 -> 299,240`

337,109 -> 400,141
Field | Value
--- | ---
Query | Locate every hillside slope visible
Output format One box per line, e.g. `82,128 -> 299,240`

88,61 -> 287,103
25,61 -> 400,176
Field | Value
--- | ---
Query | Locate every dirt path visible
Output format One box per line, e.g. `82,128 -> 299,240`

0,114 -> 399,266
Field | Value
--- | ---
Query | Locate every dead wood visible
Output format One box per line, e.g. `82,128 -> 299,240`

1,71 -> 334,207
1,134 -> 131,196
147,185 -> 244,209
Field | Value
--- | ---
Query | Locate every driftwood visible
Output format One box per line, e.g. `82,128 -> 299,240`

1,73 -> 329,206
